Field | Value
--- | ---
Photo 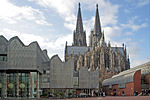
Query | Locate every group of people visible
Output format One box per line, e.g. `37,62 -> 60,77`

141,89 -> 150,96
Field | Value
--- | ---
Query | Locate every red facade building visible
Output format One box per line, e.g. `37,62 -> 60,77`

102,62 -> 150,96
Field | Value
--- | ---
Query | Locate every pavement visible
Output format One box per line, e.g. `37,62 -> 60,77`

0,96 -> 150,100
59,96 -> 150,100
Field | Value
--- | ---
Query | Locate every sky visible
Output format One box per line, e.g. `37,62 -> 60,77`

0,0 -> 150,67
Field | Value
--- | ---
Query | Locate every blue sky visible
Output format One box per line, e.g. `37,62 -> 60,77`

0,0 -> 150,67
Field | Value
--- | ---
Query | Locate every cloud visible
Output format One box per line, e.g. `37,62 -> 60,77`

0,28 -> 72,60
81,0 -> 119,27
28,0 -> 119,31
126,41 -> 149,68
28,0 -> 121,49
0,0 -> 51,26
137,0 -> 150,7
29,0 -> 76,30
121,16 -> 148,31
125,0 -> 150,7
125,32 -> 133,36
124,9 -> 130,13
131,57 -> 150,67
1,0 -> 148,67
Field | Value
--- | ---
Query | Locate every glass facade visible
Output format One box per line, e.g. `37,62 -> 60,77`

0,55 -> 7,62
0,71 -> 39,98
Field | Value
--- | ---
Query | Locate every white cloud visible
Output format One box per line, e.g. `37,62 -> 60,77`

126,41 -> 148,67
125,32 -> 133,36
131,57 -> 150,68
125,0 -> 150,7
121,16 -> 147,31
0,0 -> 51,26
137,0 -> 150,7
29,0 -> 76,30
0,28 -> 72,60
28,0 -> 119,31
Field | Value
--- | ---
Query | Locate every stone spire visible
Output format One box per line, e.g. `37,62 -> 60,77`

76,3 -> 83,34
73,3 -> 87,46
94,4 -> 102,37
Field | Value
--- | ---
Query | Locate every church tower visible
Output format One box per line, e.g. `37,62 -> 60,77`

89,4 -> 102,47
73,3 -> 87,46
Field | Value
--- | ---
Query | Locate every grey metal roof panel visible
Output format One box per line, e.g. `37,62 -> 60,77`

67,46 -> 92,55
102,62 -> 150,87
102,70 -> 136,86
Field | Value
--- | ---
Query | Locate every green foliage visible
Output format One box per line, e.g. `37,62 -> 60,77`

68,92 -> 72,98
53,92 -> 58,97
59,92 -> 64,98
43,91 -> 49,97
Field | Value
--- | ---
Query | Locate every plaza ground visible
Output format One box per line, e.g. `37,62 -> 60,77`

1,96 -> 150,100
61,96 -> 150,100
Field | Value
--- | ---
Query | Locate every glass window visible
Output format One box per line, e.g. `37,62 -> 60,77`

46,70 -> 50,74
0,54 -> 7,61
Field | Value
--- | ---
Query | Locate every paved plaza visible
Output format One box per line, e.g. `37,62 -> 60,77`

62,96 -> 150,100
1,96 -> 150,100
56,96 -> 150,100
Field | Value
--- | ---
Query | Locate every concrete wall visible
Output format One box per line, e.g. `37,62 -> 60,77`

0,35 -> 8,54
5,36 -> 49,72
79,67 -> 99,89
50,55 -> 74,89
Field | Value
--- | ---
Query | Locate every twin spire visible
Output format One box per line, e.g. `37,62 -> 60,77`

74,3 -> 102,47
76,3 -> 102,37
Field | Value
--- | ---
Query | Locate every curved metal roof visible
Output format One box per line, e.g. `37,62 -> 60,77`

102,70 -> 136,86
102,62 -> 150,87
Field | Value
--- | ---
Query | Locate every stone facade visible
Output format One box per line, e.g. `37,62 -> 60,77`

65,3 -> 130,86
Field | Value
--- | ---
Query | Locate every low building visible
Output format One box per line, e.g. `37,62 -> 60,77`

0,35 -> 99,98
0,35 -> 50,98
102,62 -> 150,96
49,55 -> 99,96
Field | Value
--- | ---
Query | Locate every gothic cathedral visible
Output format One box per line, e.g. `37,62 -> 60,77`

65,3 -> 130,84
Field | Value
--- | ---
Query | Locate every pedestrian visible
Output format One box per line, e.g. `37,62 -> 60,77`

103,91 -> 105,97
122,91 -> 125,96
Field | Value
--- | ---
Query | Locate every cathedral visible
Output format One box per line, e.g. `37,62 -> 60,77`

65,3 -> 130,84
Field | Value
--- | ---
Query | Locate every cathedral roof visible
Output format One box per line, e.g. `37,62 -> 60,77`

66,46 -> 92,56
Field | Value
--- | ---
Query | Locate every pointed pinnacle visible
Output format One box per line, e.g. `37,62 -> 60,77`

79,2 -> 80,8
